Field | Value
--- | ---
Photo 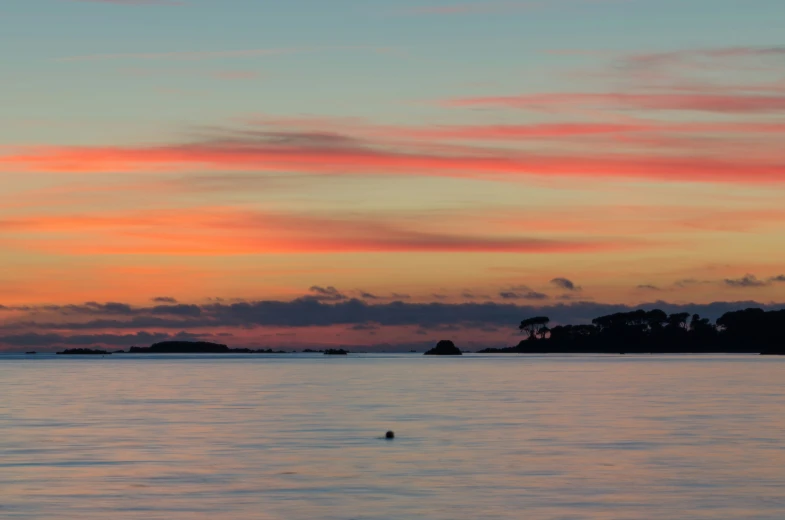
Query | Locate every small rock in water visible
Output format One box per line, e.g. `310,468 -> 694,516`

423,340 -> 462,356
385,431 -> 395,439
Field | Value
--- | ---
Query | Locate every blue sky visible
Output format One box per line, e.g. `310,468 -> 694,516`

5,0 -> 784,140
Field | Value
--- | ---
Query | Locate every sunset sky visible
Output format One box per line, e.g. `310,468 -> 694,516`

2,0 -> 784,350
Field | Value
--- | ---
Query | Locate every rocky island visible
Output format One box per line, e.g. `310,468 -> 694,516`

126,341 -> 286,354
57,348 -> 112,355
424,340 -> 462,356
324,349 -> 349,355
128,341 -> 232,353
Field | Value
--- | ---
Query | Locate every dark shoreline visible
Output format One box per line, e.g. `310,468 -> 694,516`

479,347 -> 782,355
479,307 -> 785,355
41,305 -> 785,356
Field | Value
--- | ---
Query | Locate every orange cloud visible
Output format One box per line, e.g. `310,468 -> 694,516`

0,208 -> 632,256
2,137 -> 784,184
490,206 -> 785,234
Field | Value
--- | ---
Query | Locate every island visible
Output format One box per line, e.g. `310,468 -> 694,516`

478,307 -> 785,354
56,348 -> 112,355
424,340 -> 462,356
324,349 -> 349,355
127,341 -> 286,354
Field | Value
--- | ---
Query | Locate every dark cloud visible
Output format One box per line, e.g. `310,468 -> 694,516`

0,316 -> 211,332
83,302 -> 134,314
305,286 -> 348,302
0,331 -> 202,348
0,305 -> 34,312
418,324 -> 462,332
674,278 -> 712,288
721,273 -> 785,287
0,302 -> 202,318
724,274 -> 768,288
0,302 -> 134,315
461,291 -> 492,300
500,290 -> 549,301
357,291 -> 413,301
350,323 -> 380,331
637,284 -> 661,291
152,296 -> 178,303
150,304 -> 203,317
550,277 -> 580,291
2,297 -> 784,351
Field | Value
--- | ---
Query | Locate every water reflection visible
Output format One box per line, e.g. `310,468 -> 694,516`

1,354 -> 784,519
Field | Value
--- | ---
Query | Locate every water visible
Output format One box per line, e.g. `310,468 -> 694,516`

2,354 -> 785,519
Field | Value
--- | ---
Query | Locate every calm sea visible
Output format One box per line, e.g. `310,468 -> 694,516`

2,354 -> 785,519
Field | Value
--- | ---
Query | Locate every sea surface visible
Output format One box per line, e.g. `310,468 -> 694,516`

2,353 -> 785,519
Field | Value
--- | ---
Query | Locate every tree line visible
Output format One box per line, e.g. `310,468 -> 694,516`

479,308 -> 785,354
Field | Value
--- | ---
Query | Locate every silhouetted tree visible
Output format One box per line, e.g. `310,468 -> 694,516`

520,316 -> 550,340
690,313 -> 711,331
667,312 -> 691,330
717,308 -> 785,351
646,309 -> 668,332
549,324 -> 598,343
479,306 -> 785,354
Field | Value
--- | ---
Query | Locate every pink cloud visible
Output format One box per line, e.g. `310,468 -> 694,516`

444,92 -> 785,113
2,135 -> 784,184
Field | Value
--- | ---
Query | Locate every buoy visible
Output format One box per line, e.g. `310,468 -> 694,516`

385,431 -> 395,439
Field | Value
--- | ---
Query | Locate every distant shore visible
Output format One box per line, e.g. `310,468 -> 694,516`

479,307 -> 785,355
54,342 -> 359,355
478,346 -> 782,354
37,306 -> 785,356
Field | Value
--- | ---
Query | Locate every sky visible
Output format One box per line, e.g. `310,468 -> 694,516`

1,0 -> 785,351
